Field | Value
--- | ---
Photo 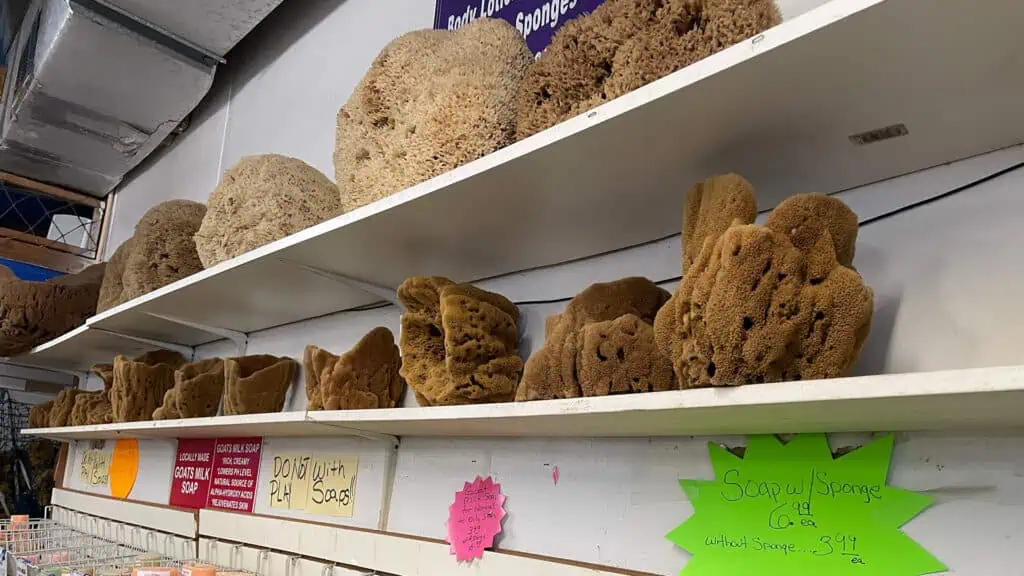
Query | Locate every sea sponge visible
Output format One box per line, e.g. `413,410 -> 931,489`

120,200 -> 207,303
48,388 -> 81,427
0,263 -> 106,356
152,389 -> 181,420
195,155 -> 342,268
517,277 -> 672,400
110,350 -> 187,422
69,391 -> 113,426
398,277 -> 522,405
222,355 -> 297,415
653,178 -> 873,387
91,363 -> 114,391
28,400 -> 54,428
173,358 -> 226,418
516,0 -> 781,139
335,18 -> 532,212
304,328 -> 405,410
97,238 -> 134,312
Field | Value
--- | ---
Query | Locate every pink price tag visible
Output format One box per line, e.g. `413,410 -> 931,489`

446,476 -> 507,563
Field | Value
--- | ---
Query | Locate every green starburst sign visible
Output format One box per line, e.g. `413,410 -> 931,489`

667,434 -> 945,576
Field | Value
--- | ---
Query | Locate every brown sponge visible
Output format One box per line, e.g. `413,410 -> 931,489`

97,238 -> 134,312
578,314 -> 676,396
335,18 -> 532,212
654,179 -> 873,388
91,363 -> 114,392
195,155 -> 342,268
28,400 -> 53,428
304,327 -> 405,411
398,277 -> 522,405
683,174 -> 758,273
69,391 -> 113,426
174,358 -> 226,418
49,388 -> 81,427
120,200 -> 207,304
223,355 -> 297,416
517,277 -> 672,400
516,0 -> 781,139
111,350 -> 187,422
0,263 -> 106,356
152,389 -> 181,420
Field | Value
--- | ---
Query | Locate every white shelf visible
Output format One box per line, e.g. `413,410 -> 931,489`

10,325 -> 165,372
11,0 -> 1024,367
23,366 -> 1024,440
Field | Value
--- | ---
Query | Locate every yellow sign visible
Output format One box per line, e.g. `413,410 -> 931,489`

306,455 -> 358,517
109,439 -> 139,499
268,453 -> 312,510
79,449 -> 111,487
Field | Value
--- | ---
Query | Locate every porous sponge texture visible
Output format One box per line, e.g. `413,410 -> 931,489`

151,358 -> 226,420
102,201 -> 205,310
111,350 -> 187,422
516,0 -> 781,139
91,363 -> 114,392
152,389 -> 180,420
49,388 -> 81,427
223,355 -> 297,416
195,155 -> 342,268
69,391 -> 112,426
398,277 -> 522,406
0,263 -> 106,356
653,177 -> 873,388
335,18 -> 532,212
517,277 -> 673,400
28,400 -> 53,428
304,327 -> 405,411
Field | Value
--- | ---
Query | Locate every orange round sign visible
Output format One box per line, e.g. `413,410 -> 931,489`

109,439 -> 139,499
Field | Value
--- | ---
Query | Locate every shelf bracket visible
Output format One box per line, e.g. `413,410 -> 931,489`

142,312 -> 248,357
277,259 -> 402,308
91,328 -> 194,358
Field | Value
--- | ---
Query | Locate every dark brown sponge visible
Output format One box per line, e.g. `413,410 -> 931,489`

304,327 -> 405,411
0,263 -> 106,356
223,355 -> 297,415
121,200 -> 207,302
398,277 -> 522,405
111,350 -> 187,422
28,400 -> 53,428
336,18 -> 532,211
517,277 -> 672,401
516,0 -> 781,139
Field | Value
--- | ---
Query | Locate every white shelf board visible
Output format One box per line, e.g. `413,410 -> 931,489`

28,0 -> 1020,349
9,325 -> 166,372
23,366 -> 1024,441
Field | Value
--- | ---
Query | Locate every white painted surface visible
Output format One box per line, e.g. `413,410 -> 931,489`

44,0 -> 1024,573
51,488 -> 197,537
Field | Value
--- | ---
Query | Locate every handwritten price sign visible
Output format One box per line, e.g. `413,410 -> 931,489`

667,434 -> 944,576
446,476 -> 506,563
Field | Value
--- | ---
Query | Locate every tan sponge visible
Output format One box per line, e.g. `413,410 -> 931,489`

304,327 -> 405,410
195,155 -> 342,268
516,0 -> 780,139
223,355 -> 297,416
152,358 -> 226,420
0,263 -> 105,356
69,390 -> 112,426
111,350 -> 187,422
517,277 -> 674,401
98,200 -> 206,312
653,176 -> 873,388
398,277 -> 522,405
28,400 -> 53,428
335,18 -> 532,212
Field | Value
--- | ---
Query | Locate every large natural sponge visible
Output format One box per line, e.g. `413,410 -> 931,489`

398,277 -> 522,406
48,388 -> 82,427
28,400 -> 53,428
109,201 -> 206,307
97,238 -> 134,312
0,263 -> 106,356
222,355 -> 297,415
195,155 -> 342,268
335,18 -> 532,211
304,328 -> 405,410
152,358 -> 226,420
516,0 -> 781,139
110,350 -> 187,422
69,391 -> 113,426
516,277 -> 673,400
654,178 -> 873,388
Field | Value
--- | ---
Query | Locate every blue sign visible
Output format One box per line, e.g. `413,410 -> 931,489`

435,0 -> 607,56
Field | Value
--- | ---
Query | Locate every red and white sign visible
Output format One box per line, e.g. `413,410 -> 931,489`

207,437 -> 263,513
169,438 -> 215,509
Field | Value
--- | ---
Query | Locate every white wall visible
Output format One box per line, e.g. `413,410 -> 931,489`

85,0 -> 1024,574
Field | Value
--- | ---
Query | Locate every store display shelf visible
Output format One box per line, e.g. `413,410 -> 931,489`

9,325 -> 169,372
8,0 -> 1018,364
23,366 -> 1024,441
